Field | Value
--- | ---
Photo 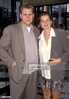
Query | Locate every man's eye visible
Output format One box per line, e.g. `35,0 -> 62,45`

23,14 -> 27,15
29,14 -> 32,15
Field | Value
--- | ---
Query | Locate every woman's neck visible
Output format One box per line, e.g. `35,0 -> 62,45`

44,28 -> 51,35
43,28 -> 51,44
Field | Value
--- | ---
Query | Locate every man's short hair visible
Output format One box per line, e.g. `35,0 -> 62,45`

20,2 -> 34,13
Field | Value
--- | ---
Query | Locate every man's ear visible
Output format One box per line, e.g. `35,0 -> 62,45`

20,13 -> 22,19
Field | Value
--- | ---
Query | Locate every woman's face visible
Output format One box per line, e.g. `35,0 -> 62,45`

40,15 -> 52,30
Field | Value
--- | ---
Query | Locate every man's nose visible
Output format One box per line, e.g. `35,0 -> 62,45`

26,15 -> 30,18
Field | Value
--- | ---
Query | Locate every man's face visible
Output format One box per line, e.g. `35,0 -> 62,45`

20,8 -> 34,27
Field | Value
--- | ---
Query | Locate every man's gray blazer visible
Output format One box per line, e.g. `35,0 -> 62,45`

0,22 -> 40,83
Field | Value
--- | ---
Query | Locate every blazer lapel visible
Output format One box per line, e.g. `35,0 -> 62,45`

17,22 -> 25,57
33,27 -> 38,44
51,29 -> 60,58
33,27 -> 40,63
51,36 -> 57,58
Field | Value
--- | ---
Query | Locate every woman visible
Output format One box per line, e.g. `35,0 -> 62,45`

38,12 -> 69,99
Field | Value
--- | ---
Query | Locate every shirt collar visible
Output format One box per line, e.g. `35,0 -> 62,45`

50,28 -> 56,37
21,23 -> 34,32
38,30 -> 44,40
38,27 -> 56,39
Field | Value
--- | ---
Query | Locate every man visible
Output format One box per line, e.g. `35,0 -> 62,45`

0,3 -> 40,99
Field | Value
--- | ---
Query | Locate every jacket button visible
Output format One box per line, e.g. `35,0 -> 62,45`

22,67 -> 23,69
23,60 -> 25,61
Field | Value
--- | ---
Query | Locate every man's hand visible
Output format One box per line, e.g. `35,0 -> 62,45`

12,61 -> 16,67
48,58 -> 61,66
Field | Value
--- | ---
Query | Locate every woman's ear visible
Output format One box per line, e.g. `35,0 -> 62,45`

51,21 -> 52,26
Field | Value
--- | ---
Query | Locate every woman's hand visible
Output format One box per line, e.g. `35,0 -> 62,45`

48,58 -> 61,66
